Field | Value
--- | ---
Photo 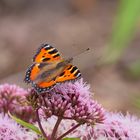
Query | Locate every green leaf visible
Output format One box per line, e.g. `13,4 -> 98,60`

133,98 -> 140,109
128,61 -> 140,79
37,138 -> 45,140
8,111 -> 42,136
102,0 -> 140,64
63,138 -> 80,140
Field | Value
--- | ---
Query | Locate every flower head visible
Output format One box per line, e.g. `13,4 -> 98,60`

0,113 -> 37,140
0,84 -> 35,122
35,116 -> 90,139
82,112 -> 140,140
30,79 -> 105,125
37,112 -> 140,140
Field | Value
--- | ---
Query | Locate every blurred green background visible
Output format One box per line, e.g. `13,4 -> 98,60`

0,0 -> 140,115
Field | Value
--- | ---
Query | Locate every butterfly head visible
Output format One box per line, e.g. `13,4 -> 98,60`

56,57 -> 73,68
65,57 -> 73,64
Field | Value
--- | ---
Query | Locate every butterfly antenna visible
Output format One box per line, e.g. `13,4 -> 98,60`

73,48 -> 90,58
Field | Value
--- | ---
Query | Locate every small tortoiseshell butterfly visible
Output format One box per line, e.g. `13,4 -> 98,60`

24,43 -> 81,93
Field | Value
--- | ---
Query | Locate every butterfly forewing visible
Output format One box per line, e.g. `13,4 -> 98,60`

25,43 -> 62,83
33,44 -> 62,63
55,65 -> 81,83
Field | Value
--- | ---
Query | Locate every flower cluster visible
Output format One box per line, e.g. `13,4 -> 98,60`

27,79 -> 105,139
37,112 -> 140,140
0,84 -> 35,122
1,80 -> 140,140
30,79 -> 105,125
0,113 -> 37,140
90,112 -> 140,140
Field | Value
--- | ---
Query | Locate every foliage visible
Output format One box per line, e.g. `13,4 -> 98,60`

102,0 -> 140,64
8,112 -> 42,136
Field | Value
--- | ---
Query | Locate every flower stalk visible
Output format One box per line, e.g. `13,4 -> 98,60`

56,123 -> 81,140
51,117 -> 62,140
35,108 -> 47,139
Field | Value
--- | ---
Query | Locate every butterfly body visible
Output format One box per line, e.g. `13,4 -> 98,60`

34,58 -> 73,83
25,44 -> 81,93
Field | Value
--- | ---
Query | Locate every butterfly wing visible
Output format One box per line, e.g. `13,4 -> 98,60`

55,64 -> 81,83
25,43 -> 62,93
33,64 -> 81,93
25,63 -> 56,93
33,43 -> 62,63
25,44 -> 81,93
24,63 -> 42,83
33,80 -> 56,93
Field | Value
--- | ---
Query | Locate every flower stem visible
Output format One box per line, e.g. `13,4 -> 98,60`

36,108 -> 47,139
42,96 -> 48,107
63,116 -> 73,120
56,123 -> 81,140
51,117 -> 62,140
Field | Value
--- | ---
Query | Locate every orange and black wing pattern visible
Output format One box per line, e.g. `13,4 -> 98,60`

25,43 -> 62,83
24,62 -> 57,92
33,80 -> 56,93
32,64 -> 81,93
24,63 -> 42,83
25,43 -> 81,93
33,43 -> 62,63
56,65 -> 81,83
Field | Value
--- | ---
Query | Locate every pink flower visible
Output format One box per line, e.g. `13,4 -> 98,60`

90,112 -> 140,140
37,112 -> 140,140
0,113 -> 37,140
0,84 -> 35,122
36,116 -> 95,139
34,79 -> 105,125
80,112 -> 140,140
27,79 -> 105,139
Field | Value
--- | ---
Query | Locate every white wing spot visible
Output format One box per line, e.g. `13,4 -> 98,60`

44,44 -> 50,48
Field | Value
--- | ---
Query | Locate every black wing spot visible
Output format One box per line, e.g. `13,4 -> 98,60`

48,49 -> 58,54
42,58 -> 51,62
59,71 -> 65,77
53,53 -> 60,58
74,70 -> 80,77
70,66 -> 77,73
67,65 -> 73,70
33,43 -> 51,62
44,45 -> 53,50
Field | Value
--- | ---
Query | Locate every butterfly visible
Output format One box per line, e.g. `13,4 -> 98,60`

24,43 -> 81,93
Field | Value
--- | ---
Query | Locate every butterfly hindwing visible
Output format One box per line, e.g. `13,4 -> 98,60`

33,80 -> 56,93
25,63 -> 56,93
33,44 -> 62,63
55,64 -> 81,83
24,63 -> 42,83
